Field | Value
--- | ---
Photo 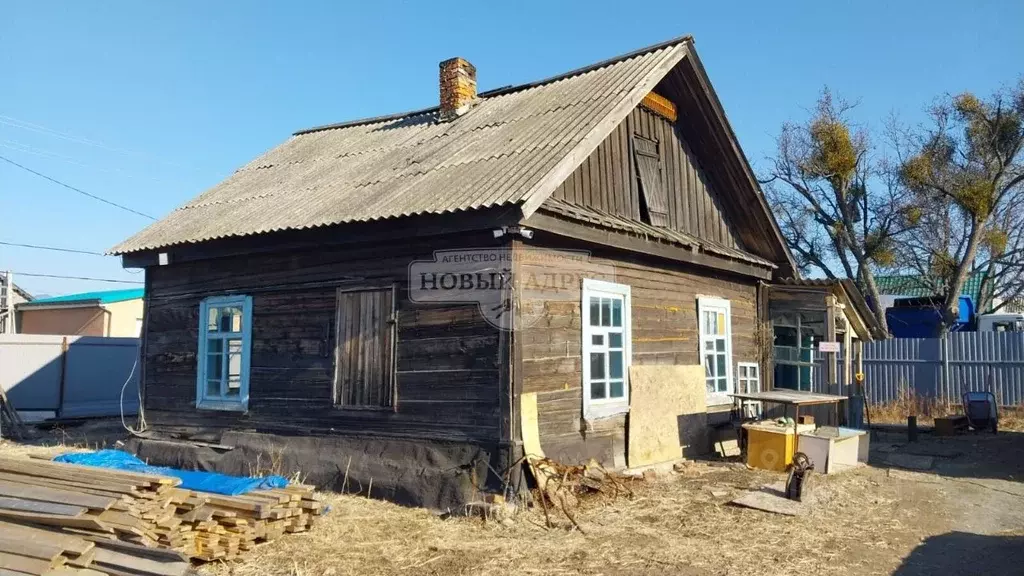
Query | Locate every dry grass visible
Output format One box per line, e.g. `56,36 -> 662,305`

195,464 -> 941,576
869,391 -> 1024,431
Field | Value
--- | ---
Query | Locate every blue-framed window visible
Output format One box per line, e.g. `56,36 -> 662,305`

196,295 -> 252,411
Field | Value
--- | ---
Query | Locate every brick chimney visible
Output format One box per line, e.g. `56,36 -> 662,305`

439,57 -> 477,121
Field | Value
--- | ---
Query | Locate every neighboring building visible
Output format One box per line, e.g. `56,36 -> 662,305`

0,272 -> 32,333
110,36 -> 861,508
875,273 -> 1013,312
17,288 -> 144,337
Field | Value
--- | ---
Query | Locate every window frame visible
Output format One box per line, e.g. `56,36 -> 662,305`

773,314 -> 817,392
698,296 -> 733,406
581,279 -> 632,420
736,362 -> 762,419
196,295 -> 253,412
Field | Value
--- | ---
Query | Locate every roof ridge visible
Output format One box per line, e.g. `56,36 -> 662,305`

292,35 -> 694,137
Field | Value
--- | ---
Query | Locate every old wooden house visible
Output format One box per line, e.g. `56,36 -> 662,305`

113,36 -> 816,508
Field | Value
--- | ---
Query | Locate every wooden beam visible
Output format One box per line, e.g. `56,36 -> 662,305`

526,212 -> 773,280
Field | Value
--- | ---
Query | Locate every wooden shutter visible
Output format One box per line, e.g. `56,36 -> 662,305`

335,287 -> 396,408
632,135 -> 669,227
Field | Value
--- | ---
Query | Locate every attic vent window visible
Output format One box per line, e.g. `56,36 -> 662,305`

632,134 -> 669,227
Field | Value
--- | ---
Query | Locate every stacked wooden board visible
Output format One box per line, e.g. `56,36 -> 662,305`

0,455 -> 325,575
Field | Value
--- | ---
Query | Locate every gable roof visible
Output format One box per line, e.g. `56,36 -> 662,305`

111,39 -> 688,255
19,288 -> 144,308
0,273 -> 31,303
110,35 -> 793,274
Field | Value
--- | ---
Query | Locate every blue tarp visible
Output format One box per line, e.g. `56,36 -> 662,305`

54,450 -> 288,496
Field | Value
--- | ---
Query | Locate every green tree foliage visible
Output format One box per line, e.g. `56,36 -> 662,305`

894,79 -> 1024,328
763,89 -> 912,333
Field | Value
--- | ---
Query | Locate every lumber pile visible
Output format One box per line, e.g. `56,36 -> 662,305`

0,455 -> 324,575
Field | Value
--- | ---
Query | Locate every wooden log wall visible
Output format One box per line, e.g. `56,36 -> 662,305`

550,105 -> 742,249
514,238 -> 761,466
143,232 -> 505,444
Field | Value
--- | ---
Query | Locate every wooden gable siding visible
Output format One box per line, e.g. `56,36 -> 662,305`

513,236 -> 762,467
550,105 -> 742,249
142,232 -> 505,443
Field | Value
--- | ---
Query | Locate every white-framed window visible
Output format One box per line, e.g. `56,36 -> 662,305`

737,362 -> 761,418
582,279 -> 631,419
698,297 -> 733,405
196,295 -> 252,411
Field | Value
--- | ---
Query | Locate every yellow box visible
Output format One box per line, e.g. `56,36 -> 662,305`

742,422 -> 815,472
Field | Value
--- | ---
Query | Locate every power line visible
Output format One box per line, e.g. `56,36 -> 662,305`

0,155 -> 156,220
0,241 -> 106,256
12,272 -> 142,285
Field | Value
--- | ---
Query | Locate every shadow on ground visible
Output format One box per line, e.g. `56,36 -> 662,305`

893,531 -> 1024,575
869,428 -> 1024,483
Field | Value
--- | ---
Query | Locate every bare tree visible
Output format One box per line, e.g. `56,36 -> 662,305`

895,80 -> 1024,329
762,89 -> 913,333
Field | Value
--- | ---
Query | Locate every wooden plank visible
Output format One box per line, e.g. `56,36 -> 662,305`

93,547 -> 188,576
0,480 -> 116,511
0,533 -> 65,561
0,457 -> 176,488
0,520 -> 94,556
0,497 -> 86,517
0,551 -> 58,574
0,508 -> 111,532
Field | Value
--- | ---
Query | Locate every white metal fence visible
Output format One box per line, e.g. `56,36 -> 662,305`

0,334 -> 140,419
807,333 -> 1024,406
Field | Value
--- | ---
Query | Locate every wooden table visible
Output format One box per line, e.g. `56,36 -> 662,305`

728,389 -> 847,436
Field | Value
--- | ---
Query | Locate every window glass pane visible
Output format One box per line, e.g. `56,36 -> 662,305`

590,298 -> 601,326
717,312 -> 726,335
716,354 -> 726,379
775,326 -> 798,347
609,380 -> 624,398
799,366 -> 813,391
775,365 -> 798,390
206,353 -> 222,384
592,334 -> 604,346
739,365 -> 748,378
227,340 -> 242,386
717,377 -> 728,392
591,381 -> 606,399
590,352 -> 605,380
705,355 -> 715,377
608,332 -> 622,349
609,351 -> 623,379
705,379 -> 716,396
611,299 -> 622,327
208,339 -> 224,355
716,339 -> 726,352
703,311 -> 716,335
207,307 -> 219,332
218,307 -> 243,333
750,365 -> 759,378
704,340 -> 714,351
600,298 -> 611,327
206,378 -> 220,396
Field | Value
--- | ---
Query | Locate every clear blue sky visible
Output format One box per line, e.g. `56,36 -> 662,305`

2,0 -> 1021,297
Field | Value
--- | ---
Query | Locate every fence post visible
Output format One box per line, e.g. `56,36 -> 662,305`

57,337 -> 68,419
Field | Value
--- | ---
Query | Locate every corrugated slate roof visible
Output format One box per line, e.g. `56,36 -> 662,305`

111,39 -> 690,255
19,288 -> 144,307
539,198 -> 774,268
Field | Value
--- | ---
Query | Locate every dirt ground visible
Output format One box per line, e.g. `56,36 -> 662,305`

5,423 -> 1024,576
